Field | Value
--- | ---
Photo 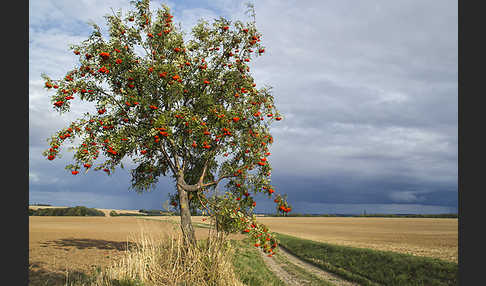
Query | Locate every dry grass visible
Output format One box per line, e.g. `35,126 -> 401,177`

92,229 -> 245,286
255,217 -> 458,262
29,216 -> 245,286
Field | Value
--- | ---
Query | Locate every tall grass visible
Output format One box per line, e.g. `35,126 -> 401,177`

65,230 -> 244,286
109,230 -> 244,286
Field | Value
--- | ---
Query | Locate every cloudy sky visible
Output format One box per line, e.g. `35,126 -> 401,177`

29,0 -> 457,214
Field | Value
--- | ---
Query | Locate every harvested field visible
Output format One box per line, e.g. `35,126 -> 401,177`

120,216 -> 458,262
29,216 -> 244,285
254,217 -> 458,263
29,212 -> 457,285
142,216 -> 458,262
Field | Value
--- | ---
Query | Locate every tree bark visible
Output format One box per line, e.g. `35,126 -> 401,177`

177,183 -> 197,247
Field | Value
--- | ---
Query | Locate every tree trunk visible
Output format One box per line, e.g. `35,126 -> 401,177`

177,184 -> 197,247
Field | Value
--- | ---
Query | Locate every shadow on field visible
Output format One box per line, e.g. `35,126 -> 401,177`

29,261 -> 90,286
42,238 -> 136,251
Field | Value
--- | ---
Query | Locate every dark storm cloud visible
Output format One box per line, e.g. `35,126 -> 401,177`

269,172 -> 457,207
29,150 -> 177,209
278,79 -> 457,131
250,0 -> 457,213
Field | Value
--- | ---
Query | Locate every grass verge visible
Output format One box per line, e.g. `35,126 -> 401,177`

275,233 -> 458,286
272,250 -> 335,286
230,238 -> 286,286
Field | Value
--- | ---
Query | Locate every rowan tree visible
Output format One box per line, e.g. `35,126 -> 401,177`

42,0 -> 291,254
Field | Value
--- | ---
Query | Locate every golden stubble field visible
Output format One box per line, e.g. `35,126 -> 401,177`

253,217 -> 458,263
29,211 -> 457,285
111,215 -> 458,262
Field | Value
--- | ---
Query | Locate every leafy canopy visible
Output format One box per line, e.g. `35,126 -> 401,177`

42,0 -> 291,255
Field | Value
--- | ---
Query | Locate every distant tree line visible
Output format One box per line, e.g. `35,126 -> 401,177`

139,209 -> 164,215
109,210 -> 143,217
261,213 -> 458,218
264,213 -> 338,217
109,209 -> 175,216
29,206 -> 105,216
356,213 -> 458,218
139,208 -> 201,216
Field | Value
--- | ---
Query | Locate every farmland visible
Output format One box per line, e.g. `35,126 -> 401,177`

29,208 -> 458,285
253,217 -> 458,263
146,215 -> 458,263
29,215 -> 245,285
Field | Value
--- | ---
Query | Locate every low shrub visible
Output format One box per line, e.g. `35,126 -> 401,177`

29,206 -> 105,216
138,209 -> 160,214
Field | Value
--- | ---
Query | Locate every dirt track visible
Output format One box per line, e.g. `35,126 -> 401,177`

262,245 -> 360,286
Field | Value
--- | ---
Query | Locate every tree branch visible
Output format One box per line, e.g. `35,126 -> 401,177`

178,171 -> 233,193
201,174 -> 232,188
166,137 -> 181,171
198,160 -> 209,185
159,141 -> 177,174
97,89 -> 130,115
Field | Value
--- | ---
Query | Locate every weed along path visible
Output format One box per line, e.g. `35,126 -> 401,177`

260,249 -> 303,286
260,245 -> 359,286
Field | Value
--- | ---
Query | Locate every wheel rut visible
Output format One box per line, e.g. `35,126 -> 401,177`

260,245 -> 360,286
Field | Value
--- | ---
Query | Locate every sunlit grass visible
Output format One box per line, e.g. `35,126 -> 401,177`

275,233 -> 458,286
